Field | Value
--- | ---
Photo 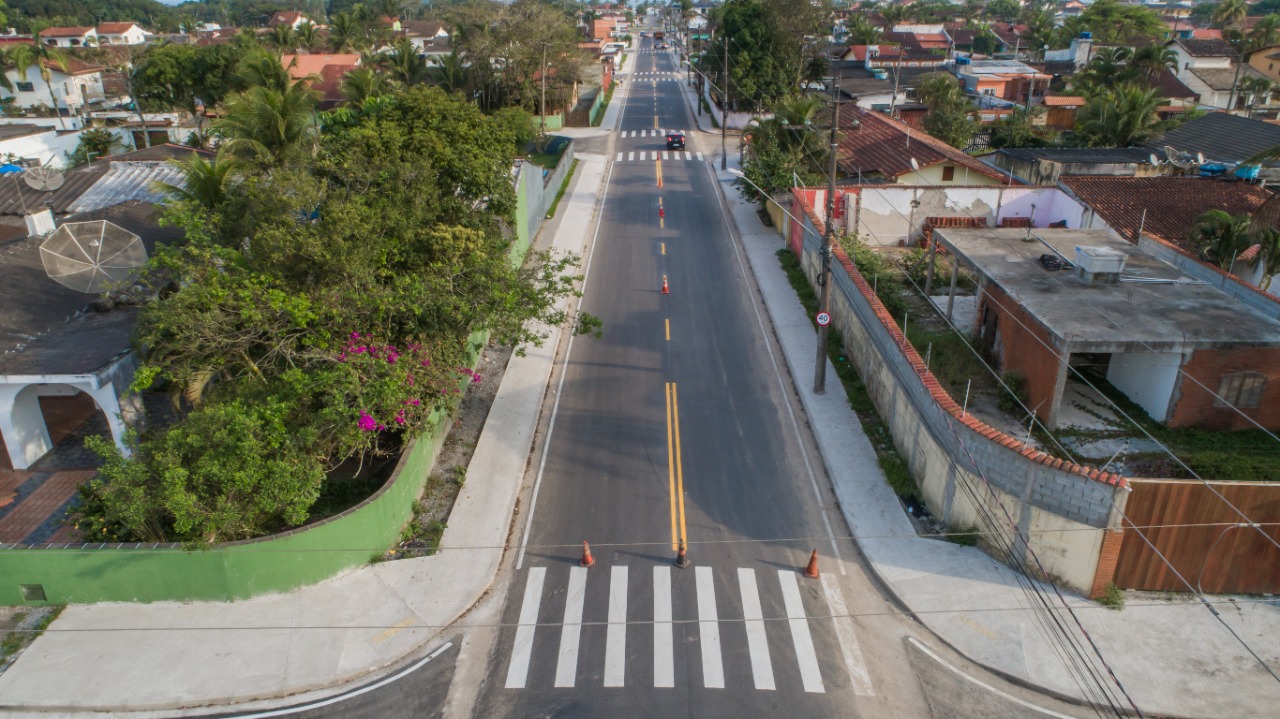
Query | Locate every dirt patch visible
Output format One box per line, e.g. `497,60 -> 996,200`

0,605 -> 61,677
386,342 -> 515,559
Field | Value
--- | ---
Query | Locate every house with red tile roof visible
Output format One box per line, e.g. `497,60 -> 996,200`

267,11 -> 311,30
95,22 -> 149,46
834,105 -> 1011,184
281,54 -> 361,108
39,27 -> 97,48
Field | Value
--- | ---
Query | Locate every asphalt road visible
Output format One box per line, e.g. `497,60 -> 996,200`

463,36 -> 932,719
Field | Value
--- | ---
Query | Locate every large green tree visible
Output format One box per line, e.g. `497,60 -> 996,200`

1074,84 -> 1169,147
914,72 -> 979,149
1055,0 -> 1166,45
698,0 -> 830,113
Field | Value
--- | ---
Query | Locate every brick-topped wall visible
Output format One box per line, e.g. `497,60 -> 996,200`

791,190 -> 1130,592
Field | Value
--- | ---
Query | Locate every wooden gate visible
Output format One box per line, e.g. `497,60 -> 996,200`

1112,479 -> 1280,594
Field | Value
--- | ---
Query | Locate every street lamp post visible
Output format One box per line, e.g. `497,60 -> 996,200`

721,35 -> 729,170
539,42 -> 548,139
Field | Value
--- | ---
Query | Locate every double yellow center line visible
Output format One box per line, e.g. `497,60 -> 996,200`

664,381 -> 688,550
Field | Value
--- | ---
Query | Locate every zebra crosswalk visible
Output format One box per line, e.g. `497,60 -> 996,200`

501,563 -> 875,695
617,129 -> 686,138
632,71 -> 678,77
615,151 -> 704,162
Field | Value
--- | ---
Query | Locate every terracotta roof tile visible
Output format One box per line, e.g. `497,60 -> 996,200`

1060,176 -> 1279,250
834,105 -> 1010,182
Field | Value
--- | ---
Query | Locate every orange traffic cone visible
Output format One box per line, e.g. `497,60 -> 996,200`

658,205 -> 665,219
661,275 -> 670,294
675,542 -> 690,569
803,549 -> 820,579
581,541 -> 595,567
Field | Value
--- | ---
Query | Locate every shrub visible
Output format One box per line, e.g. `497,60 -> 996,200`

997,371 -> 1029,413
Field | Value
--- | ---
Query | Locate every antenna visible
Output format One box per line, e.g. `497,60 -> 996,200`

1148,153 -> 1160,166
39,220 -> 147,294
23,166 -> 65,192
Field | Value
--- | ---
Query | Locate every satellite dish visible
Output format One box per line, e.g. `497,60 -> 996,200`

1148,153 -> 1160,166
24,166 -> 64,192
39,220 -> 147,294
1196,152 -> 1205,164
910,156 -> 920,171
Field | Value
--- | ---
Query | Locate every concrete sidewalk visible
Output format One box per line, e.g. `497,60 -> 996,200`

706,152 -> 1280,719
0,154 -> 613,717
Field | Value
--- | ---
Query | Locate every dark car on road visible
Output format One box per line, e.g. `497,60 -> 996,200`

665,131 -> 685,150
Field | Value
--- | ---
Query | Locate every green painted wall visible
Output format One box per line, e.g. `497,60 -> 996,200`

0,179 -> 542,604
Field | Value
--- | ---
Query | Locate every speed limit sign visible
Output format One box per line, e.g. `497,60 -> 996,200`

816,312 -> 831,326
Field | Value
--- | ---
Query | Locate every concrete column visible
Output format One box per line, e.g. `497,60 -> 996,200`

87,383 -> 131,458
945,259 -> 960,323
924,238 -> 939,297
1045,348 -> 1073,430
0,384 -> 52,470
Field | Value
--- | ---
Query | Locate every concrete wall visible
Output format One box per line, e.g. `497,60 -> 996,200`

1107,351 -> 1182,422
792,197 -> 1130,592
517,138 -> 575,246
850,185 -> 1088,247
701,80 -> 755,129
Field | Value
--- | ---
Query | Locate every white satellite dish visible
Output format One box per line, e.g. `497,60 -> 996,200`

909,156 -> 920,171
1148,153 -> 1160,166
23,165 -> 65,192
39,220 -> 147,294
1196,152 -> 1205,164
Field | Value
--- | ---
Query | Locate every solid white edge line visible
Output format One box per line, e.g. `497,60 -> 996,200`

229,641 -> 454,718
515,159 -> 616,570
703,161 -> 846,573
504,566 -> 547,689
604,565 -> 629,687
554,566 -> 588,687
778,570 -> 825,693
695,566 -> 725,689
905,637 -> 1082,719
737,568 -> 776,691
653,565 -> 674,688
819,573 -> 875,696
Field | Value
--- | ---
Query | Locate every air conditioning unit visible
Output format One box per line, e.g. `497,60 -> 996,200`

1074,246 -> 1126,285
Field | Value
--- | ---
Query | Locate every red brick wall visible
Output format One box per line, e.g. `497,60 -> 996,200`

1089,528 -> 1125,599
1168,347 -> 1280,430
980,283 -> 1065,422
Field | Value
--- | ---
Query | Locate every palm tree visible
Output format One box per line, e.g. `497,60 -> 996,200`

1189,210 -> 1251,270
1075,84 -> 1167,147
266,24 -> 297,53
327,13 -> 360,53
237,49 -> 293,93
1240,76 -> 1275,117
294,21 -> 321,53
845,15 -> 883,45
340,67 -> 389,104
215,81 -> 319,168
1250,229 -> 1280,292
1076,47 -> 1130,92
152,150 -> 243,209
1212,0 -> 1248,29
1129,46 -> 1177,83
1248,14 -> 1280,51
8,37 -> 71,130
431,51 -> 468,94
384,37 -> 429,86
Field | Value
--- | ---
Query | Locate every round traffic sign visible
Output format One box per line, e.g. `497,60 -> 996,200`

816,312 -> 831,326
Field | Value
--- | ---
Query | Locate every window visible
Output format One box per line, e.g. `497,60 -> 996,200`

942,166 -> 955,182
15,82 -> 33,92
1216,372 -> 1267,409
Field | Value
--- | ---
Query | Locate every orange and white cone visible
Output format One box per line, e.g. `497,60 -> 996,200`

803,549 -> 820,579
581,541 -> 595,568
661,275 -> 670,294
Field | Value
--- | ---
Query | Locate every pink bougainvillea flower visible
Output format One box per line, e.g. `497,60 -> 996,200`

357,410 -> 377,431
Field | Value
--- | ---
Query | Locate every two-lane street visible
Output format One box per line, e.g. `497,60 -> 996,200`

465,36 -> 930,719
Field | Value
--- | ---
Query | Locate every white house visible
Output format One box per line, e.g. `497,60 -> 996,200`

39,26 -> 98,48
1167,37 -> 1269,110
402,20 -> 449,52
0,123 -> 83,168
267,11 -> 311,30
1,59 -> 106,115
95,22 -> 150,46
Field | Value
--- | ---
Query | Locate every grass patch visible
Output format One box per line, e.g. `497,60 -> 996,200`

776,248 -> 919,500
527,148 -> 566,170
702,95 -> 720,128
0,606 -> 64,665
591,81 -> 618,127
1073,369 -> 1280,481
943,525 -> 981,546
545,159 -> 580,219
1096,583 -> 1124,610
906,327 -> 988,398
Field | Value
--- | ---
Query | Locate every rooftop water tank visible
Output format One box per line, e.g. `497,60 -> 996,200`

1079,31 -> 1092,40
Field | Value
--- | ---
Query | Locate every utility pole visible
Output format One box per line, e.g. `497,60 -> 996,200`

539,42 -> 548,139
814,80 -> 840,394
721,35 -> 729,170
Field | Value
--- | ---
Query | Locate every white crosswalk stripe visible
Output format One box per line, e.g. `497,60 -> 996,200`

779,570 -> 825,693
695,566 -> 726,689
504,567 -> 545,688
737,568 -> 776,691
502,563 -> 870,693
604,566 -> 628,687
554,566 -> 587,687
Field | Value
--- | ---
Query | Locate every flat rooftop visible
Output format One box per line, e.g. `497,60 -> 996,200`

933,227 -> 1280,351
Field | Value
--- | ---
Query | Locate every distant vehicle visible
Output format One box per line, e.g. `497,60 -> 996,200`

653,31 -> 665,40
656,42 -> 669,50
666,131 -> 686,150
